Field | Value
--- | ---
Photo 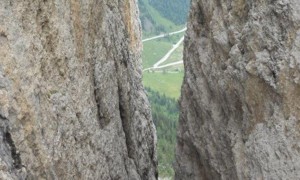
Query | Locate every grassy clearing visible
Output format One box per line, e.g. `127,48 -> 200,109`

143,71 -> 184,99
161,43 -> 184,65
142,40 -> 173,69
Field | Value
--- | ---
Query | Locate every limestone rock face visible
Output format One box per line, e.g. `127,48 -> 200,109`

0,0 -> 157,179
175,0 -> 300,179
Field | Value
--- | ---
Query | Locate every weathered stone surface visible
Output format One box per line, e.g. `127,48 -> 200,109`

175,0 -> 300,179
0,0 -> 157,179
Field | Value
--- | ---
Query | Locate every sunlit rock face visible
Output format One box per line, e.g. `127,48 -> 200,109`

0,0 -> 157,179
175,0 -> 300,179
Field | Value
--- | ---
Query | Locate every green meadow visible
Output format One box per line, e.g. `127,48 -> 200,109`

143,71 -> 184,99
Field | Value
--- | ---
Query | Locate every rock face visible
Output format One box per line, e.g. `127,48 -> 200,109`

176,0 -> 300,179
0,0 -> 157,179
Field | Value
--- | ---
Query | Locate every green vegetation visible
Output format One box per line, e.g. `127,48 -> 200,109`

160,64 -> 184,72
149,0 -> 190,25
138,0 -> 189,178
162,32 -> 185,44
138,0 -> 185,37
145,87 -> 179,178
142,40 -> 173,69
143,72 -> 184,99
142,34 -> 184,69
161,43 -> 184,66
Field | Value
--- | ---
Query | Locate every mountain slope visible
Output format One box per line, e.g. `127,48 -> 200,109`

149,0 -> 190,25
138,0 -> 188,36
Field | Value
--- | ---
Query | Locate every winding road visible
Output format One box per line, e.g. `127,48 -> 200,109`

143,61 -> 183,71
142,27 -> 187,42
143,36 -> 184,71
142,27 -> 186,71
153,36 -> 184,68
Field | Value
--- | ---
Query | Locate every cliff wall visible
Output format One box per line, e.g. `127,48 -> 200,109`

0,0 -> 157,179
176,0 -> 300,179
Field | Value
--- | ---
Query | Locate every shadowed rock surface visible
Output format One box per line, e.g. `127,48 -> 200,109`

175,0 -> 300,179
0,0 -> 157,179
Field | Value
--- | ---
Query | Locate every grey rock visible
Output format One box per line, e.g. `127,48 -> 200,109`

0,0 -> 157,179
175,0 -> 300,179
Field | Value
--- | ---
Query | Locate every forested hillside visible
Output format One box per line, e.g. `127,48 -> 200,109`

138,0 -> 189,36
149,0 -> 189,25
145,87 -> 179,177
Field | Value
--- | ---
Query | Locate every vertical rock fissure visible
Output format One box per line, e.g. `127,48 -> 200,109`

0,115 -> 23,170
118,91 -> 133,158
115,56 -> 138,170
92,66 -> 104,129
4,131 -> 22,169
